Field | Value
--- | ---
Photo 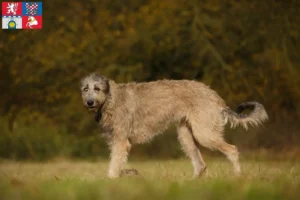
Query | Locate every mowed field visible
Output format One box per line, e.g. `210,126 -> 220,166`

0,158 -> 299,200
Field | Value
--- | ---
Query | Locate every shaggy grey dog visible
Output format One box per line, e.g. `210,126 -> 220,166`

80,73 -> 268,178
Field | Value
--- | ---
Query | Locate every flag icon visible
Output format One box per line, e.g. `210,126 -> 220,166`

2,2 -> 42,29
2,16 -> 22,29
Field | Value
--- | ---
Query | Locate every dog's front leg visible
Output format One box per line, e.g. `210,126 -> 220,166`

108,139 -> 131,179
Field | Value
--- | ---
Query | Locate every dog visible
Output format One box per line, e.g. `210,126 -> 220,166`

80,73 -> 268,178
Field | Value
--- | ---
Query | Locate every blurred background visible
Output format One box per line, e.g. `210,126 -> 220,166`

0,0 -> 299,161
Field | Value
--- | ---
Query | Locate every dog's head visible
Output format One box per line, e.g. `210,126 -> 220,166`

80,73 -> 110,113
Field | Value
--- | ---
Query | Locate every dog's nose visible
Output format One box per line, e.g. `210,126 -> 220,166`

87,100 -> 94,106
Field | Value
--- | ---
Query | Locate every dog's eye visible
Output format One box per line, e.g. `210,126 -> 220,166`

83,88 -> 88,92
94,87 -> 100,92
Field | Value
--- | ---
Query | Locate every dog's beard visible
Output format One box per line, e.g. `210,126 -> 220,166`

85,106 -> 101,122
87,107 -> 98,112
84,100 -> 106,122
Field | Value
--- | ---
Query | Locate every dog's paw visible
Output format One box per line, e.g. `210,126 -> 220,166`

108,170 -> 120,179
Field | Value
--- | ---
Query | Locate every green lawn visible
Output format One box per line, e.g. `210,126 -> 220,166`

0,158 -> 299,200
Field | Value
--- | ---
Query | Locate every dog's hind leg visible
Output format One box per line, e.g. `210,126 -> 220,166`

216,141 -> 241,175
189,119 -> 241,176
177,123 -> 207,178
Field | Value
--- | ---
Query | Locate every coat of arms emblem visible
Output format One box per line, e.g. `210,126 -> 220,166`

25,3 -> 39,15
6,2 -> 19,15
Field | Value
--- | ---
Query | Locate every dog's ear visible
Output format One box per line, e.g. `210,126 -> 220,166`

101,76 -> 110,94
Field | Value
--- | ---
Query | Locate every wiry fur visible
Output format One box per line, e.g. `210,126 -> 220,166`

80,73 -> 268,178
222,102 -> 268,130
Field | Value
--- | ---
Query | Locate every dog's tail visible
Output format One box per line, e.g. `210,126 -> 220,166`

222,101 -> 268,130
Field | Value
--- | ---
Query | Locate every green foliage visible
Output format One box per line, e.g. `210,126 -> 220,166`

0,115 -> 109,160
0,116 -> 67,160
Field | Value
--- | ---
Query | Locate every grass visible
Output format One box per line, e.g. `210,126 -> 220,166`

0,157 -> 299,200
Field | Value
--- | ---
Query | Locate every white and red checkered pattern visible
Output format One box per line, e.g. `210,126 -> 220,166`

25,2 -> 38,15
